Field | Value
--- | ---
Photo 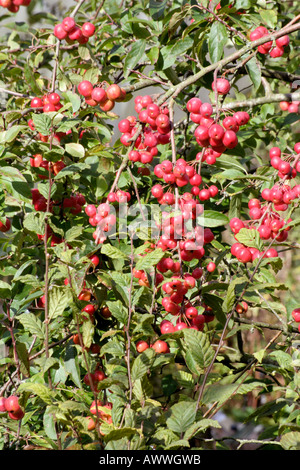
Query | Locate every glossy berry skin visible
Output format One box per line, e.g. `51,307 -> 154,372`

0,218 -> 11,232
0,397 -> 6,413
136,340 -> 149,353
207,262 -> 216,273
160,320 -> 175,334
8,408 -> 25,421
48,92 -> 61,105
106,84 -> 122,101
81,22 -> 95,38
62,17 -> 76,33
100,306 -> 111,318
5,395 -> 20,413
236,301 -> 248,314
93,369 -> 106,382
78,80 -> 93,98
54,24 -> 68,40
292,308 -> 300,323
82,304 -> 96,316
223,130 -> 238,149
186,97 -> 202,114
212,78 -> 230,95
270,46 -> 284,58
175,322 -> 188,331
185,306 -> 198,320
151,340 -> 170,354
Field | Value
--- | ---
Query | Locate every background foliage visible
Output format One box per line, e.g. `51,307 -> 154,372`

0,0 -> 300,451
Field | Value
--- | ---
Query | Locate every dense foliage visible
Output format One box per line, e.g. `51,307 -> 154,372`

0,0 -> 300,451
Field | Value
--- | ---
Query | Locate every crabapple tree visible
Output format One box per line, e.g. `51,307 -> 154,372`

0,0 -> 300,452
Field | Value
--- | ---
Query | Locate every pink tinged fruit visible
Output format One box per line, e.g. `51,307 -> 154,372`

62,16 -> 76,33
292,308 -> 300,323
0,397 -> 6,412
212,78 -> 231,95
54,23 -> 68,40
78,80 -> 93,98
81,22 -> 95,38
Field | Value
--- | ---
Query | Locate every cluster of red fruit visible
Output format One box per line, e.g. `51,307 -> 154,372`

194,111 -> 248,165
152,159 -> 218,201
150,194 -> 215,260
0,395 -> 24,421
54,17 -> 95,45
230,241 -> 278,264
267,143 -> 300,180
28,92 -> 70,145
87,400 -> 112,432
106,189 -> 131,204
280,100 -> 300,115
136,338 -> 170,354
36,224 -> 62,247
0,0 -> 31,12
229,143 -> 300,264
85,202 -> 117,244
136,303 -> 215,355
83,365 -> 106,391
118,95 -> 171,164
161,276 -> 195,315
29,153 -> 66,179
190,102 -> 250,156
159,306 -> 214,334
31,187 -> 86,216
77,81 -> 126,111
250,26 -> 290,58
30,92 -> 62,114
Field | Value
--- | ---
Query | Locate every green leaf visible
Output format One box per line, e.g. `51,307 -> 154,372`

184,419 -> 221,440
235,228 -> 263,250
65,226 -> 84,242
182,329 -> 215,375
18,382 -> 53,404
106,300 -> 128,324
209,22 -> 227,63
65,143 -> 85,159
32,113 -> 52,136
0,280 -> 11,298
222,281 -> 236,313
280,432 -> 300,450
24,62 -> 43,95
132,376 -> 153,401
15,342 -> 30,377
124,39 -> 146,78
0,125 -> 28,144
203,381 -> 265,407
103,427 -> 139,443
166,401 -> 197,434
54,162 -> 90,179
259,9 -> 277,28
43,406 -> 59,440
228,193 -> 242,220
202,210 -> 229,228
149,0 -> 167,20
64,344 -> 82,388
81,318 -> 95,349
131,347 -> 156,381
49,287 -> 72,321
18,313 -> 45,339
100,339 -> 125,357
23,211 -> 48,235
246,56 -> 262,91
135,248 -> 164,271
101,244 -> 128,260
